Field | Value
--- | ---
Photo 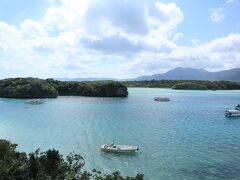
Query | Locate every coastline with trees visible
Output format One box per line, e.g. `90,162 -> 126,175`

122,80 -> 240,90
0,78 -> 128,99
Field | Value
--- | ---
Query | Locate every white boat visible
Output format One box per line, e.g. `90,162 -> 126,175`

225,110 -> 240,117
100,143 -> 139,153
154,97 -> 170,101
25,99 -> 43,105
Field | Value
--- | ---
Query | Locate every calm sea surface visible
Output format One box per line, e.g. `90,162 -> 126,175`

1,88 -> 240,179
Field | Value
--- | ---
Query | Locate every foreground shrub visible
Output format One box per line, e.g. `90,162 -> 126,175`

0,139 -> 143,180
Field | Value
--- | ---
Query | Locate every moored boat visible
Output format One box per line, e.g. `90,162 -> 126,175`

25,99 -> 44,105
154,97 -> 170,101
225,110 -> 240,117
100,143 -> 139,153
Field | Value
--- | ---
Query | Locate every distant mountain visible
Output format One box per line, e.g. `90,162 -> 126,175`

55,67 -> 240,82
135,67 -> 240,81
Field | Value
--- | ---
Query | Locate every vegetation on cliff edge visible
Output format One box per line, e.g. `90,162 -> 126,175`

0,139 -> 143,180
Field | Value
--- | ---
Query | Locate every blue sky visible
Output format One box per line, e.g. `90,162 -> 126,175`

0,0 -> 50,23
0,0 -> 239,78
175,0 -> 240,44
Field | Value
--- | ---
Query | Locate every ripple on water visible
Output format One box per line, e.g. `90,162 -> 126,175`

0,89 -> 240,179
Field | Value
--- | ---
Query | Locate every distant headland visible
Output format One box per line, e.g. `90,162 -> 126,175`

122,80 -> 240,90
0,78 -> 128,99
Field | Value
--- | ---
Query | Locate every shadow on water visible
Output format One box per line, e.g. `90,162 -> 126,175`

100,151 -> 140,157
225,116 -> 240,120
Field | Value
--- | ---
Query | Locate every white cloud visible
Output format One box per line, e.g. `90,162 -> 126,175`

191,39 -> 200,46
206,33 -> 240,53
127,33 -> 240,76
21,19 -> 47,39
147,2 -> 184,37
210,7 -> 225,23
173,33 -> 184,42
0,0 -> 239,79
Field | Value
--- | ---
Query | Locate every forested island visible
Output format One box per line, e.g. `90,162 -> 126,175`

122,80 -> 240,90
0,78 -> 128,99
0,139 -> 143,180
1,78 -> 239,99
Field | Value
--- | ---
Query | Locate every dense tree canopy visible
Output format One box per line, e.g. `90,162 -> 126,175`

0,78 -> 58,99
172,82 -> 208,90
0,78 -> 128,99
122,80 -> 240,90
46,79 -> 128,97
0,139 -> 143,180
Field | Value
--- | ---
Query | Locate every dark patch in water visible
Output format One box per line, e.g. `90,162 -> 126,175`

177,161 -> 240,179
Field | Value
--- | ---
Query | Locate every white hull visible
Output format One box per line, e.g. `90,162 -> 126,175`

225,110 -> 240,117
100,144 -> 139,153
25,99 -> 43,105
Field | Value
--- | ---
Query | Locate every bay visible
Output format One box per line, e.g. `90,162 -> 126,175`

1,88 -> 240,179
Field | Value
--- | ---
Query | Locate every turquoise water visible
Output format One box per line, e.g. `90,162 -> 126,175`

1,88 -> 240,179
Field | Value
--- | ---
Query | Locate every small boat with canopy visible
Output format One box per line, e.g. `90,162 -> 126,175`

25,99 -> 44,105
225,104 -> 240,117
100,143 -> 139,153
225,110 -> 240,117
